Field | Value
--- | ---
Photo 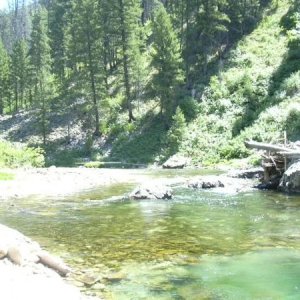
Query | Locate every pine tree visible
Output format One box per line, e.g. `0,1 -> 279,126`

65,0 -> 104,136
11,39 -> 29,111
116,0 -> 146,122
29,6 -> 53,145
151,4 -> 183,126
0,39 -> 10,114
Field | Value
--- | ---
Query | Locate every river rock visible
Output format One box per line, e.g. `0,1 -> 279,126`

188,176 -> 225,189
278,160 -> 300,193
38,251 -> 71,276
0,244 -> 8,259
7,246 -> 24,265
162,155 -> 190,169
227,167 -> 264,179
130,184 -> 173,199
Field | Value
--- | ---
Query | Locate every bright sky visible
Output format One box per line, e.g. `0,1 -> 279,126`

0,0 -> 8,10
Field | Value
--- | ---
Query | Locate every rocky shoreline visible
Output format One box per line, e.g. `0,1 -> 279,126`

0,224 -> 99,300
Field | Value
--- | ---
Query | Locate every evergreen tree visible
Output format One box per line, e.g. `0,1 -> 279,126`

116,0 -> 146,122
29,6 -> 53,145
65,0 -> 104,136
48,0 -> 71,83
0,39 -> 10,114
11,39 -> 29,111
151,4 -> 183,126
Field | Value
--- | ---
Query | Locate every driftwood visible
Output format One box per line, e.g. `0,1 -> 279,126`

244,140 -> 300,189
278,151 -> 300,158
245,140 -> 290,153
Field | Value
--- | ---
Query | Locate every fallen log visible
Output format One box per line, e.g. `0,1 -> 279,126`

245,140 -> 291,153
278,151 -> 300,158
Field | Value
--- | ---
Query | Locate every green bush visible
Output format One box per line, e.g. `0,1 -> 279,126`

0,142 -> 45,168
165,107 -> 187,156
219,139 -> 250,159
285,105 -> 300,140
179,96 -> 199,121
280,71 -> 300,97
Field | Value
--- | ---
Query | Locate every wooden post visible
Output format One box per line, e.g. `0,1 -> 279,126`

284,131 -> 287,171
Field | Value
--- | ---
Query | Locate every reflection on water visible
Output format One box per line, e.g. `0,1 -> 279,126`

0,169 -> 300,299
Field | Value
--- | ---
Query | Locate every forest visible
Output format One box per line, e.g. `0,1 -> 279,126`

0,0 -> 299,167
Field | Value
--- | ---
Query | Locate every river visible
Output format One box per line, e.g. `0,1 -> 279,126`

0,169 -> 300,299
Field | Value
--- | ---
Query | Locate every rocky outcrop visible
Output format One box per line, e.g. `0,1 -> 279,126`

130,184 -> 173,199
227,167 -> 264,179
188,176 -> 225,189
162,155 -> 190,169
278,161 -> 300,193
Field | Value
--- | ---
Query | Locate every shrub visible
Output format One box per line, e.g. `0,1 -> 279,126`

179,96 -> 199,121
280,71 -> 300,97
285,105 -> 300,140
165,107 -> 187,156
0,142 -> 45,168
219,139 -> 250,159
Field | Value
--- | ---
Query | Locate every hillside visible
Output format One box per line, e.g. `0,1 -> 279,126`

0,0 -> 299,168
179,0 -> 300,165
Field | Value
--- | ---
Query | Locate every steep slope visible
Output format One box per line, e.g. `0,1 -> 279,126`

179,0 -> 300,165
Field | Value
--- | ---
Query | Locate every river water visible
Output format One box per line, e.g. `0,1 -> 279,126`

0,169 -> 300,299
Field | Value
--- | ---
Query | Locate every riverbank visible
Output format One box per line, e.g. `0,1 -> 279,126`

0,167 -> 154,200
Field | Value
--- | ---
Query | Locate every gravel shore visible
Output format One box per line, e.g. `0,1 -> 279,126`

0,167 -> 150,200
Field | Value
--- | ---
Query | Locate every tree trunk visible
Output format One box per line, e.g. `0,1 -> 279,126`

119,0 -> 135,123
85,17 -> 100,136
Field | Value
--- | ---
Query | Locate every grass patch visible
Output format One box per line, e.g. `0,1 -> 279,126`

0,172 -> 15,180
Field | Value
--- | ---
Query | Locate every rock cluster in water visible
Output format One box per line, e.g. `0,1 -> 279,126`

130,184 -> 173,199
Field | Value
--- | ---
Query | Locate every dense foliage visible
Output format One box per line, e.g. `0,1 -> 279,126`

0,141 -> 45,168
0,0 -> 299,166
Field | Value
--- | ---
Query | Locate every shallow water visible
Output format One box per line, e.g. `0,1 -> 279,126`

0,169 -> 300,299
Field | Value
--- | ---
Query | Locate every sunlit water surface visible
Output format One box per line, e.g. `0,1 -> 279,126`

0,169 -> 300,299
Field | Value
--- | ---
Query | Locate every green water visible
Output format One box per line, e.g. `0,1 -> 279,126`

0,169 -> 300,299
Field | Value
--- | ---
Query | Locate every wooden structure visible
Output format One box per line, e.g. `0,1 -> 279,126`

245,140 -> 300,187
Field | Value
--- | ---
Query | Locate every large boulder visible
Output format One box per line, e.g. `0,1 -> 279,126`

278,161 -> 300,193
130,184 -> 172,200
162,155 -> 190,169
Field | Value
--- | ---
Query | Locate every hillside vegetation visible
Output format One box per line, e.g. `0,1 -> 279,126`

109,0 -> 300,166
0,0 -> 299,167
179,0 -> 300,165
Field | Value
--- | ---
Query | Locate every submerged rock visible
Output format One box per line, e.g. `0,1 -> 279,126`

130,184 -> 173,200
162,155 -> 190,169
278,161 -> 300,193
